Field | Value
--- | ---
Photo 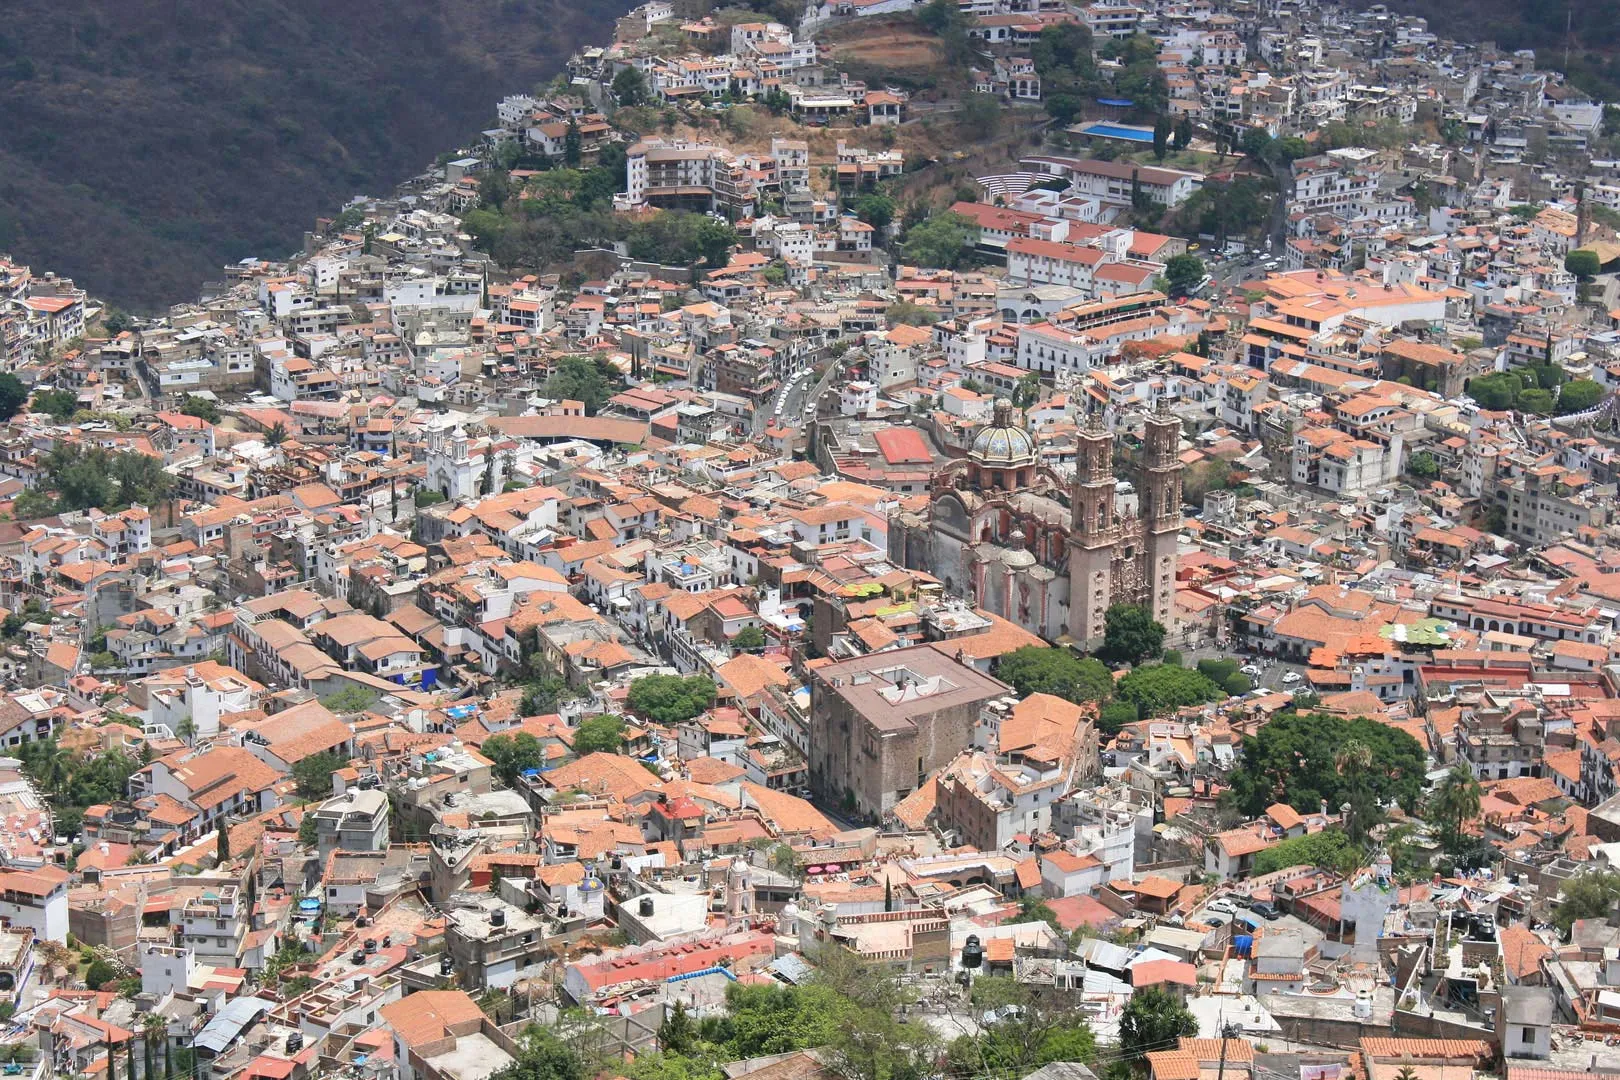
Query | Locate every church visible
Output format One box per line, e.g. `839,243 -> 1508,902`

889,399 -> 1184,646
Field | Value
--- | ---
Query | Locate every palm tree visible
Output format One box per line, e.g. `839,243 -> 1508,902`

265,422 -> 287,447
174,716 -> 196,744
30,740 -> 70,794
143,1014 -> 167,1080
1427,763 -> 1482,855
1335,739 -> 1376,842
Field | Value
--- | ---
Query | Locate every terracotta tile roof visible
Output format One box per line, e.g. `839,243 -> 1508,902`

1181,1039 -> 1254,1064
1498,923 -> 1552,982
1358,1039 -> 1494,1062
378,989 -> 485,1048
1146,1051 -> 1201,1080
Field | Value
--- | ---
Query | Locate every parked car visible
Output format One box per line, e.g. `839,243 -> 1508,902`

1205,898 -> 1238,916
1250,900 -> 1281,920
1282,671 -> 1302,684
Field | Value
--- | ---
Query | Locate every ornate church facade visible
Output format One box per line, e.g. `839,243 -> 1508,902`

889,400 -> 1183,646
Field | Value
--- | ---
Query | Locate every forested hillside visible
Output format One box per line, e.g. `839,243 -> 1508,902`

0,0 -> 620,308
1367,0 -> 1620,100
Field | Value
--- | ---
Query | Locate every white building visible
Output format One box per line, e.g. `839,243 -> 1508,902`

0,867 -> 68,943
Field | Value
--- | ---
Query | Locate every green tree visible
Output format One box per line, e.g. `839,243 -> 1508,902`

1152,113 -> 1171,160
493,1028 -> 586,1080
1554,871 -> 1620,938
1467,371 -> 1522,410
292,751 -> 344,801
1114,664 -> 1222,718
321,685 -> 379,715
102,308 -> 135,336
1225,711 -> 1426,820
962,93 -> 1002,139
900,212 -> 979,270
715,981 -> 850,1057
265,421 -> 288,446
479,169 -> 514,211
298,814 -> 317,848
1118,986 -> 1196,1061
1518,388 -> 1555,415
612,66 -> 650,107
179,395 -> 220,424
1263,135 -> 1311,165
628,212 -> 737,267
216,819 -> 230,864
1558,378 -> 1606,415
1045,93 -> 1083,125
483,732 -> 545,786
658,1001 -> 697,1055
1407,451 -> 1440,479
1100,603 -> 1166,665
1173,115 -> 1192,151
1425,763 -> 1482,856
520,676 -> 570,717
1334,738 -> 1380,842
853,193 -> 896,231
1222,672 -> 1252,696
995,646 -> 1115,703
732,625 -> 766,650
1099,701 -> 1139,734
885,301 -> 937,327
32,388 -> 79,420
19,741 -> 140,836
572,715 -> 626,756
84,958 -> 118,990
817,969 -> 937,1080
0,374 -> 28,421
625,675 -> 716,725
1251,828 -> 1355,876
944,976 -> 1098,1075
1163,254 -> 1205,295
563,120 -> 582,167
1566,248 -> 1601,279
1240,127 -> 1273,159
625,1054 -> 722,1080
544,355 -> 620,415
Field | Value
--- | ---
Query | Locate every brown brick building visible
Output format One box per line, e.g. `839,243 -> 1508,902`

807,645 -> 1009,820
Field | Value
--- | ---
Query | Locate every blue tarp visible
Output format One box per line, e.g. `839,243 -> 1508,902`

668,966 -> 738,984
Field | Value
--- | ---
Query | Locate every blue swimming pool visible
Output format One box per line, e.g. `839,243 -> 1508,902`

1079,122 -> 1156,142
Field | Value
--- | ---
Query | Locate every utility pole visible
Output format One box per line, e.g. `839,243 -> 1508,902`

1215,1020 -> 1241,1080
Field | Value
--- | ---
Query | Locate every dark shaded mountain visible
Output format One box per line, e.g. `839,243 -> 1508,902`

0,0 -> 620,309
1367,0 -> 1620,100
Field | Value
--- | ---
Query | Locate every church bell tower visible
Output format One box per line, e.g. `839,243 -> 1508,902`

1140,400 -> 1184,630
1067,414 -> 1117,647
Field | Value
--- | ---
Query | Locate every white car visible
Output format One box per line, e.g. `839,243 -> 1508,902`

1282,671 -> 1302,684
1240,664 -> 1260,676
1205,898 -> 1238,916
